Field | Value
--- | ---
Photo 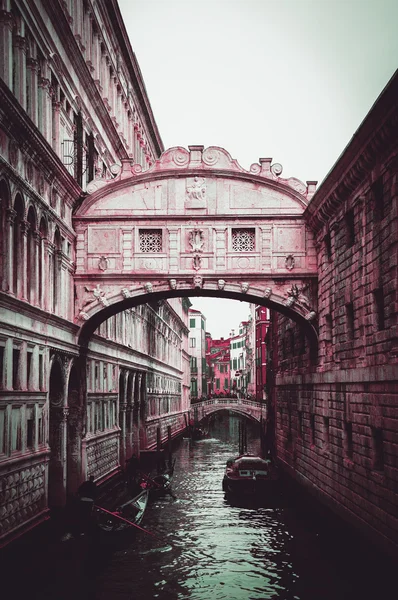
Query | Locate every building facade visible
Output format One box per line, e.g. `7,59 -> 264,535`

206,335 -> 230,396
188,308 -> 207,399
254,305 -> 269,401
0,0 -> 190,547
271,72 -> 398,558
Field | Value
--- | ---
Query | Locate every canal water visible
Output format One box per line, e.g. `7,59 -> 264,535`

2,415 -> 395,599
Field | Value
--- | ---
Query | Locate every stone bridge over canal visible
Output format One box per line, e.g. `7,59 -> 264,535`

191,398 -> 265,423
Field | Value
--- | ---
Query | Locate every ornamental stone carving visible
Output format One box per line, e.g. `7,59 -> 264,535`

144,282 -> 153,293
305,311 -> 317,321
285,255 -> 295,270
169,279 -> 177,290
98,256 -> 109,271
186,176 -> 206,204
193,254 -> 202,271
189,229 -> 204,252
193,275 -> 203,289
82,284 -> 108,309
121,288 -> 131,298
264,287 -> 272,298
217,279 -> 226,290
241,282 -> 249,294
287,284 -> 312,310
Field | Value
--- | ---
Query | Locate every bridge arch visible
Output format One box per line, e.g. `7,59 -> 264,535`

73,145 -> 318,349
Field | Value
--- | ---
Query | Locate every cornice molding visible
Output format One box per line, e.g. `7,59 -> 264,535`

305,70 -> 398,233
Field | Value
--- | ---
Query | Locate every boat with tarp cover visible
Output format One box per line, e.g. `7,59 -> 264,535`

222,454 -> 279,496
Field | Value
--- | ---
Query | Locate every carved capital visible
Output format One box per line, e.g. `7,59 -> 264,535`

6,208 -> 16,224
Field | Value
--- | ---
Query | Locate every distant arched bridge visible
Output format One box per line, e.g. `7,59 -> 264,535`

191,398 -> 266,423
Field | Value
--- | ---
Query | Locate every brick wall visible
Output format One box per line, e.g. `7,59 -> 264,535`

272,71 -> 398,558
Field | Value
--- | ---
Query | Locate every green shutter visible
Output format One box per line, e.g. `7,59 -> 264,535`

190,318 -> 196,328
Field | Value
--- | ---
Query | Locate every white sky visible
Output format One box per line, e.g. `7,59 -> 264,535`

118,0 -> 398,339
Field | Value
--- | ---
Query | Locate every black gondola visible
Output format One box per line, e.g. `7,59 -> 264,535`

94,488 -> 149,533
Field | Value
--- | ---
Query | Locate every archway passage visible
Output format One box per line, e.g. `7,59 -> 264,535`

73,146 -> 319,349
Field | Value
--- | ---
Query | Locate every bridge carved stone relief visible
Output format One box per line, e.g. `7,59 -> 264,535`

73,146 -> 318,344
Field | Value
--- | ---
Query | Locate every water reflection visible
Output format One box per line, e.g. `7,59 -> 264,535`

93,415 -> 394,600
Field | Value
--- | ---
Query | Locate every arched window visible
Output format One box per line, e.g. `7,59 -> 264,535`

12,194 -> 24,297
26,206 -> 36,303
0,180 -> 10,289
38,217 -> 47,308
52,228 -> 61,313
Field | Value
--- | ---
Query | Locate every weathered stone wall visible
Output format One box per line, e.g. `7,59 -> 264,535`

273,72 -> 398,558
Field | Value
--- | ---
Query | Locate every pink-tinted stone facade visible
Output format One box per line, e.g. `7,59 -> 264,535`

272,71 -> 398,558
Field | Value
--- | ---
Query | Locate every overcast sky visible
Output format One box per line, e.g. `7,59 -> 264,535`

118,0 -> 397,339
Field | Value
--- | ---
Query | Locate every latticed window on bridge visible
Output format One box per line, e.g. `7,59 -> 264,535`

139,229 -> 162,252
232,228 -> 255,251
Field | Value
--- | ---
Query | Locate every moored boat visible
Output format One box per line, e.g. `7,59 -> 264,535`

222,454 -> 278,496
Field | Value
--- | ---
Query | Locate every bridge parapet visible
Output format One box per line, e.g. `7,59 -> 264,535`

191,397 -> 265,423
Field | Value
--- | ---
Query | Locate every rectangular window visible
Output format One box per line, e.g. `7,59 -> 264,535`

189,318 -> 196,328
189,338 -> 196,348
11,408 -> 22,452
13,348 -> 20,390
345,209 -> 355,247
190,356 -> 197,369
201,319 -> 205,330
38,416 -> 43,445
27,418 -> 34,448
39,354 -> 44,390
233,358 -> 237,370
216,378 -> 220,390
373,288 -> 385,331
232,228 -> 255,251
0,346 -> 4,389
0,409 -> 5,453
27,350 -> 33,389
139,229 -> 162,253
345,302 -> 354,340
219,365 -> 224,373
371,427 -> 384,471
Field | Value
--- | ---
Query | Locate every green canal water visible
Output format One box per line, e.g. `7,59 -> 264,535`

1,415 -> 395,599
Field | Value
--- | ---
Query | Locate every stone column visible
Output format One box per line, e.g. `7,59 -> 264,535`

139,373 -> 147,450
32,345 -> 39,390
84,11 -> 94,71
39,75 -> 52,144
43,239 -> 52,312
3,208 -> 15,293
126,372 -> 136,459
52,100 -> 62,155
213,227 -> 227,271
33,230 -> 40,306
54,249 -> 62,315
0,8 -> 14,89
26,57 -> 39,125
4,338 -> 13,391
19,341 -> 27,391
20,220 -> 29,301
13,34 -> 27,110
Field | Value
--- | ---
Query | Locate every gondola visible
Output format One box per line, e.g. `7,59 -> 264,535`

191,427 -> 209,440
95,487 -> 149,533
222,454 -> 279,496
141,460 -> 176,499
